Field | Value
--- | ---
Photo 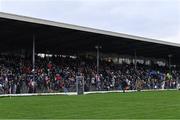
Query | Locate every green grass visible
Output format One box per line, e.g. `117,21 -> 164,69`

0,90 -> 180,119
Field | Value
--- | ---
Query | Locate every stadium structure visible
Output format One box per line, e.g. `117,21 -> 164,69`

1,12 -> 180,62
0,12 -> 180,96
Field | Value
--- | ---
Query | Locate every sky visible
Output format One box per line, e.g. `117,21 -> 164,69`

0,0 -> 180,44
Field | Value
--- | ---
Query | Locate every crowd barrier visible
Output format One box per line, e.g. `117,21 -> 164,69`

0,89 -> 178,97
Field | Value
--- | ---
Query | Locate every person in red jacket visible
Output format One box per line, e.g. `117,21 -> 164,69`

55,74 -> 62,90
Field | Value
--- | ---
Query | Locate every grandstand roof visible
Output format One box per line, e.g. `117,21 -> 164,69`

0,12 -> 180,64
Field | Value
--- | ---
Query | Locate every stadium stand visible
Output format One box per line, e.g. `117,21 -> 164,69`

0,54 -> 179,94
0,12 -> 180,95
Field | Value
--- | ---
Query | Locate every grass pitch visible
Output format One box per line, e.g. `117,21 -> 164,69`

0,90 -> 180,119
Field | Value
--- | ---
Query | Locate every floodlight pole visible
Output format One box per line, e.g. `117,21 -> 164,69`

32,34 -> 36,81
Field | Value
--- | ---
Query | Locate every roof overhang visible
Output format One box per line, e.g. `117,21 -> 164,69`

0,12 -> 179,47
0,12 -> 180,64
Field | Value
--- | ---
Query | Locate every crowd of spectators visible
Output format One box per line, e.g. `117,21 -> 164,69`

0,54 -> 180,94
